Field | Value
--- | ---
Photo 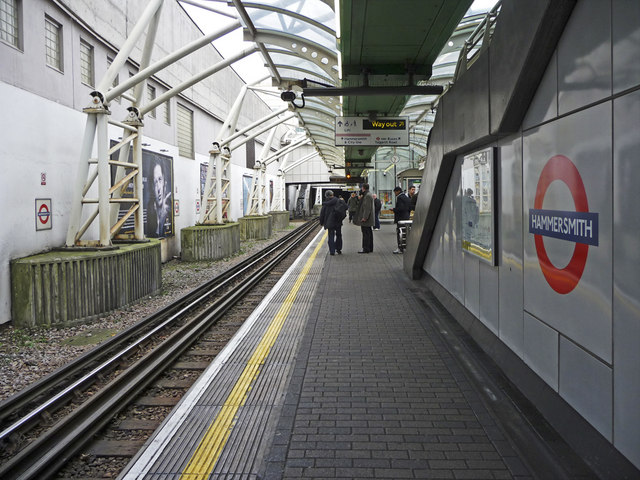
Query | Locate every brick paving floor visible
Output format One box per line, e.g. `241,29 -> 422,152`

264,223 -> 532,480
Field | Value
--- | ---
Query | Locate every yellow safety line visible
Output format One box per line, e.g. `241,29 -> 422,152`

179,231 -> 327,479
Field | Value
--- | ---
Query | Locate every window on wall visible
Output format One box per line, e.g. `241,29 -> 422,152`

106,55 -> 120,102
147,84 -> 156,118
164,99 -> 171,125
44,16 -> 62,71
0,0 -> 20,48
80,39 -> 94,87
128,70 -> 136,98
177,103 -> 194,159
246,140 -> 255,168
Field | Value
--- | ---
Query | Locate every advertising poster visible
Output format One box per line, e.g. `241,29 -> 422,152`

143,151 -> 174,238
461,147 -> 495,264
242,175 -> 252,215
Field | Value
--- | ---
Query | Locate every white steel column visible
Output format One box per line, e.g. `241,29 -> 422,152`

96,113 -> 111,246
66,114 -> 97,246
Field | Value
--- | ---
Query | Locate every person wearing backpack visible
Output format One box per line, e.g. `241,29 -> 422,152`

319,190 -> 346,255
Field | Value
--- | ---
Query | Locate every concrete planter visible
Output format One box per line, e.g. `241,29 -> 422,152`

269,210 -> 290,231
11,241 -> 161,328
238,215 -> 272,241
180,223 -> 240,261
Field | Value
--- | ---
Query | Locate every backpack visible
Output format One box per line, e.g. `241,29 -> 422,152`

334,200 -> 348,221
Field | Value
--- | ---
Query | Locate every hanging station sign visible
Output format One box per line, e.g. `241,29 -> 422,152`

335,117 -> 409,146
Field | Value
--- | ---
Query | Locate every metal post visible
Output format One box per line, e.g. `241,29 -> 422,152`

97,0 -> 164,94
66,115 -> 97,246
96,112 -> 111,246
215,152 -> 224,223
132,128 -> 144,239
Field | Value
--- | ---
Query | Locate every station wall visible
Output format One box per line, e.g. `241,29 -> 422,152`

0,0 -> 287,324
422,0 -> 639,468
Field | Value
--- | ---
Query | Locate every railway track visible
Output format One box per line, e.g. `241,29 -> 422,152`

0,219 -> 319,479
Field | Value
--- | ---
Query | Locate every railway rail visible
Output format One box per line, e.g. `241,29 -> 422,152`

0,219 -> 319,479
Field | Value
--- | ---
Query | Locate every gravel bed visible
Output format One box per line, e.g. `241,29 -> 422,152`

0,228 -> 298,402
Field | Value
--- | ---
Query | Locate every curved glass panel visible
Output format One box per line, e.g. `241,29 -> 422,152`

245,1 -> 335,50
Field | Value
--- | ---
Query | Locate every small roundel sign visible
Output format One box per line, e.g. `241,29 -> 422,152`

528,155 -> 598,294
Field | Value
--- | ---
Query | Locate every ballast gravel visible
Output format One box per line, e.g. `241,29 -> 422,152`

0,230 -> 295,402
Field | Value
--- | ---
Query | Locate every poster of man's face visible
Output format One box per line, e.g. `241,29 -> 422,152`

110,146 -> 174,238
143,152 -> 174,238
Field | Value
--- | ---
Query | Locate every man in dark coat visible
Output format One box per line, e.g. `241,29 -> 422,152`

373,193 -> 382,230
357,184 -> 375,253
392,186 -> 412,253
319,190 -> 344,255
347,192 -> 359,223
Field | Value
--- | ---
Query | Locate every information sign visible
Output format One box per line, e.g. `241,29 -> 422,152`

335,117 -> 409,146
35,198 -> 52,231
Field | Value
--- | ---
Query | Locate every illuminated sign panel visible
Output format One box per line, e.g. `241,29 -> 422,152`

335,117 -> 409,146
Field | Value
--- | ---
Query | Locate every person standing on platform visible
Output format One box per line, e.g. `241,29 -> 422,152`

392,186 -> 412,253
409,185 -> 418,212
373,193 -> 382,230
319,190 -> 345,255
357,184 -> 374,253
347,192 -> 359,223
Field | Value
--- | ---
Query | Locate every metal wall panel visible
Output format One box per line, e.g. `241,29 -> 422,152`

498,135 -> 524,356
450,167 -> 465,303
441,193 -> 454,291
424,215 -> 444,285
613,89 -> 640,466
479,262 -> 499,335
522,51 -> 558,130
450,164 -> 465,304
557,0 -> 611,115
612,1 -> 640,94
559,337 -> 613,440
463,254 -> 480,318
523,312 -> 559,390
523,102 -> 612,363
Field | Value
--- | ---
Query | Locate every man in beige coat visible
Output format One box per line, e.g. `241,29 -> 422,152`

357,184 -> 375,253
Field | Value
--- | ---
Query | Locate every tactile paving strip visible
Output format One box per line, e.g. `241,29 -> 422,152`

120,230 -> 328,480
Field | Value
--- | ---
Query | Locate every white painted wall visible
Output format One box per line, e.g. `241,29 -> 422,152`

0,0 -> 293,323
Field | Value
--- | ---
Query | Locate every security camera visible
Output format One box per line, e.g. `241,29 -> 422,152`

383,172 -> 386,176
280,91 -> 296,102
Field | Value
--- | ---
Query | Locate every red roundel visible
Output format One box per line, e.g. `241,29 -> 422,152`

533,155 -> 589,294
38,203 -> 50,224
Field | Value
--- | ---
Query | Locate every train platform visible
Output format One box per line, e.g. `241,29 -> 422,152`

119,221 -> 594,480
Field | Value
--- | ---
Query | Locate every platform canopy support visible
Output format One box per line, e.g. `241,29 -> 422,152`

64,0 -> 262,244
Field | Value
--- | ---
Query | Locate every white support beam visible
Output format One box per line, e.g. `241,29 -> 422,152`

106,19 -> 243,103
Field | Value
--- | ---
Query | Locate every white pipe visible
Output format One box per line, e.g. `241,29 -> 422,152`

97,0 -> 163,93
66,115 -> 97,246
220,106 -> 289,147
140,46 -> 257,115
262,135 -> 309,165
228,114 -> 297,152
179,0 -> 239,19
97,114 -> 111,246
106,19 -> 242,102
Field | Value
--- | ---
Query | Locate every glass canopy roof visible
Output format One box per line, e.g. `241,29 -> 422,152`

180,0 -> 500,175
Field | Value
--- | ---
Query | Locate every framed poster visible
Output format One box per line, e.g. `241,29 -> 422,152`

461,147 -> 496,265
110,146 -> 174,238
143,151 -> 174,238
242,175 -> 252,215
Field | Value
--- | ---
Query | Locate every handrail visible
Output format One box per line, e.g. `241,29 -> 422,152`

453,1 -> 502,82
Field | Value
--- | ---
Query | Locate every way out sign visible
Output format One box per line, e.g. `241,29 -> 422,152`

335,117 -> 409,146
36,198 -> 52,231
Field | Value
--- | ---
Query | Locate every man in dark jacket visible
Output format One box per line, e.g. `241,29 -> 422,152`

347,192 -> 359,223
373,193 -> 382,230
357,184 -> 375,253
319,190 -> 344,255
392,186 -> 412,253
